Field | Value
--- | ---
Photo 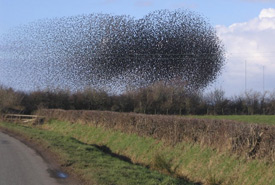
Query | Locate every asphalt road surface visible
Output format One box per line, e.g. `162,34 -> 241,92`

0,131 -> 66,185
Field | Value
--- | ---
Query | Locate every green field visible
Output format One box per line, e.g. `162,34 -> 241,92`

187,115 -> 275,126
1,120 -> 274,185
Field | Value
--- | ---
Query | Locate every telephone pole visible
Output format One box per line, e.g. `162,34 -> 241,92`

245,60 -> 247,93
263,65 -> 265,93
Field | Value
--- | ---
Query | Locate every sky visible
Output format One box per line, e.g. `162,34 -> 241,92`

0,0 -> 275,96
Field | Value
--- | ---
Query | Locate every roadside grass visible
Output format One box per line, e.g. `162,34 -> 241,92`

0,122 -> 193,185
39,120 -> 274,185
187,115 -> 275,126
1,120 -> 274,185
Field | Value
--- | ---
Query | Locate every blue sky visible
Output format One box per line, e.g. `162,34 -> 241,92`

0,0 -> 274,33
0,0 -> 275,96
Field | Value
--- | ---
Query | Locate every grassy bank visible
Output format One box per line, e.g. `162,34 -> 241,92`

38,109 -> 275,160
187,115 -> 275,126
36,120 -> 275,184
1,120 -> 274,185
0,122 -> 193,185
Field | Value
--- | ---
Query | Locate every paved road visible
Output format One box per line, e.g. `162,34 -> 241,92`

0,131 -> 63,185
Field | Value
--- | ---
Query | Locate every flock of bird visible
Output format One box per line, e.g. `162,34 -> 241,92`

0,9 -> 225,93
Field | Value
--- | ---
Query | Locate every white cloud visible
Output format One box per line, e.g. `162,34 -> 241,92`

213,8 -> 275,96
259,8 -> 275,18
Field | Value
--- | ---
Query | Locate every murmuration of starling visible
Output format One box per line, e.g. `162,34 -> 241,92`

0,9 -> 225,93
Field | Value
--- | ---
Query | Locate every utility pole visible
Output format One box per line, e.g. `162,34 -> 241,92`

245,60 -> 247,93
263,65 -> 265,93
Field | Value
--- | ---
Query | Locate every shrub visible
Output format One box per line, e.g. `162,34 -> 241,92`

37,109 -> 275,161
0,86 -> 24,113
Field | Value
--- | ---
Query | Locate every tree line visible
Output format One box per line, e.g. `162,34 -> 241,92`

1,83 -> 275,115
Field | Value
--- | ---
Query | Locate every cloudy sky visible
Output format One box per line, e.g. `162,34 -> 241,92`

0,0 -> 275,96
215,7 -> 275,96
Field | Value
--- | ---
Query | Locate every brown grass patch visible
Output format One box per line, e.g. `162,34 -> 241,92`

37,109 -> 275,161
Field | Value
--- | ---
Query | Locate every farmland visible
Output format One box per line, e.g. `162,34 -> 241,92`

1,114 -> 274,185
2,109 -> 274,184
187,115 -> 275,126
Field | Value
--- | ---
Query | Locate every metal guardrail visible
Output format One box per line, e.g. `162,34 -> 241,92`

1,114 -> 45,124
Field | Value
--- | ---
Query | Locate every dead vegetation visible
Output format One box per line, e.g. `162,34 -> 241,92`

37,109 -> 275,161
1,114 -> 45,125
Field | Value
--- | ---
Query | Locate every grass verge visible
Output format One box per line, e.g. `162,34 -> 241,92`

1,120 -> 274,185
40,120 -> 274,185
0,122 -> 194,185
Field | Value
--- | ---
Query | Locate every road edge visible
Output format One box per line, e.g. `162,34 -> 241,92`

0,125 -> 85,185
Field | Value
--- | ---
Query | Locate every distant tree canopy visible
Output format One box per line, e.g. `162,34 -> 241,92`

1,9 -> 225,92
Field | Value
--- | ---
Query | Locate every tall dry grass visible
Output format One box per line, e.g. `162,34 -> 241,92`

37,109 -> 275,161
